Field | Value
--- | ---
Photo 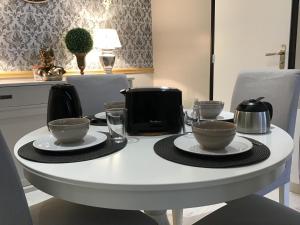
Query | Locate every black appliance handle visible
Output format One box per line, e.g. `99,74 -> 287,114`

263,102 -> 273,120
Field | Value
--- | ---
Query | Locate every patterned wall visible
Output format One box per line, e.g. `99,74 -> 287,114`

0,0 -> 153,71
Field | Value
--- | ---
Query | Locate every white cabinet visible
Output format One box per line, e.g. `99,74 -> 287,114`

0,85 -> 51,108
0,82 -> 63,187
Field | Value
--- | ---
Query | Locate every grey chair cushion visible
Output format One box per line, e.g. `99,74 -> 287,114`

30,198 -> 158,225
230,69 -> 300,136
66,75 -> 129,115
230,69 -> 300,194
193,195 -> 300,225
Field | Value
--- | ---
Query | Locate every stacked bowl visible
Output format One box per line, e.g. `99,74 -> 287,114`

197,101 -> 224,119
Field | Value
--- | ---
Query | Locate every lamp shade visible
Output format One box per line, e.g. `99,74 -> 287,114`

94,29 -> 122,49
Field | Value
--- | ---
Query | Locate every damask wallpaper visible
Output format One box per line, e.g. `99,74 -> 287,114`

0,0 -> 153,71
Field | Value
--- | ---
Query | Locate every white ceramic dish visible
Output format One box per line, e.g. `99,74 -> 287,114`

174,134 -> 253,156
201,111 -> 234,121
94,112 -> 106,120
187,109 -> 234,121
33,131 -> 107,152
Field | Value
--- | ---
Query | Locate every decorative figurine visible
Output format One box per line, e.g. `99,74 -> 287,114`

33,48 -> 66,81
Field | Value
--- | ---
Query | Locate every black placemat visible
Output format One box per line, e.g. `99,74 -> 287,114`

18,133 -> 126,163
154,134 -> 270,168
86,115 -> 107,126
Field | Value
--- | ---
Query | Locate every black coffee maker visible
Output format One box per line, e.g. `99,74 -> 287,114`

47,84 -> 82,124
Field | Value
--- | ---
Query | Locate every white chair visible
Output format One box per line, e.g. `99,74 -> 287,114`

173,70 -> 300,223
192,195 -> 300,225
0,131 -> 157,225
230,69 -> 300,205
66,75 -> 129,116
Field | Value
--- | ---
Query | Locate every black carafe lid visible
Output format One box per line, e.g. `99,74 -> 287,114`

236,97 -> 269,112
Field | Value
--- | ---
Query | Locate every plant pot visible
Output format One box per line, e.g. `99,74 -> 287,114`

74,53 -> 86,75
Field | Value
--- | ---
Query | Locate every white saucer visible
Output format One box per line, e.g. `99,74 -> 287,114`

94,112 -> 106,120
33,131 -> 107,152
186,110 -> 234,121
201,111 -> 234,121
174,134 -> 253,156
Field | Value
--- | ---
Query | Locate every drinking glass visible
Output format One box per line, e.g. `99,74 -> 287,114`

106,108 -> 127,143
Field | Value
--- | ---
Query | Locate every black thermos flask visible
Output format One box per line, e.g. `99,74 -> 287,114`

47,84 -> 82,124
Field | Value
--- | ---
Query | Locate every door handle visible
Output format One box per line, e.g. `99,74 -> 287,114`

265,44 -> 286,69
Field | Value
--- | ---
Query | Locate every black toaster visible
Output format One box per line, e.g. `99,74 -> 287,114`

120,87 -> 183,135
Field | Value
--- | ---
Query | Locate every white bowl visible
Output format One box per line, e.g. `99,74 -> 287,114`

192,121 -> 236,150
48,118 -> 90,144
198,101 -> 224,119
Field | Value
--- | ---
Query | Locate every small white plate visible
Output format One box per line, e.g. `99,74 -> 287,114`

186,110 -> 234,121
94,112 -> 106,120
202,111 -> 234,121
174,134 -> 253,156
33,131 -> 107,152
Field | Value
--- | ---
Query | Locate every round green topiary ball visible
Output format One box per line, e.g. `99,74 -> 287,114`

65,28 -> 93,54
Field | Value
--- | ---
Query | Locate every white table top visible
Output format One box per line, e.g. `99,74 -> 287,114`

14,125 -> 293,210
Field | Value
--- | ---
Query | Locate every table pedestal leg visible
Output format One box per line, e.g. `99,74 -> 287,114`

144,210 -> 170,225
279,182 -> 290,206
172,209 -> 183,225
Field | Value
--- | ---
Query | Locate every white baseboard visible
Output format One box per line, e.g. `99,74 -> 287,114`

23,185 -> 36,193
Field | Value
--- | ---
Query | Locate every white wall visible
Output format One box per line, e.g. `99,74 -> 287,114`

151,0 -> 211,108
127,74 -> 153,87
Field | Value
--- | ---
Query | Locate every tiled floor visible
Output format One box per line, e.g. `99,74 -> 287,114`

26,188 -> 300,225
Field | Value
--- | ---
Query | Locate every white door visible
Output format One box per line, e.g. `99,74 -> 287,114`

214,0 -> 300,193
213,0 -> 292,110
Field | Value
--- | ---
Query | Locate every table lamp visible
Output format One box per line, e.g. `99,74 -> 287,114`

94,29 -> 122,74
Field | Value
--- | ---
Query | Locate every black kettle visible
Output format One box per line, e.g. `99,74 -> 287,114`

47,84 -> 82,124
234,97 -> 273,134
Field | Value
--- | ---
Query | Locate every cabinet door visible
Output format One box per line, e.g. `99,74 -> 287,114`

0,107 -> 47,186
0,84 -> 53,187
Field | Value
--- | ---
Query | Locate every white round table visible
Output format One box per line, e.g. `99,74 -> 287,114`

14,125 -> 293,224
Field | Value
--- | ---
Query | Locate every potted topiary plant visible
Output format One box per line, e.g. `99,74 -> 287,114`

65,28 -> 93,75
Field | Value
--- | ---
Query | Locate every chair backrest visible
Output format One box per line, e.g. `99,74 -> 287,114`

230,70 -> 300,194
0,131 -> 33,225
66,75 -> 129,115
230,70 -> 300,136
